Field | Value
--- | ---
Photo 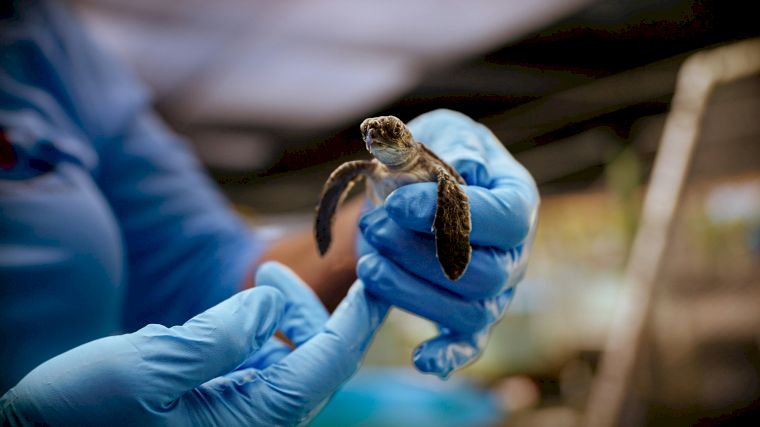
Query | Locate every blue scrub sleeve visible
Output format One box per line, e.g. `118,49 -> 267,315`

98,111 -> 266,331
1,0 -> 266,331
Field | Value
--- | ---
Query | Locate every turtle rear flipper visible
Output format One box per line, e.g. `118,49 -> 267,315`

315,160 -> 377,255
433,166 -> 472,280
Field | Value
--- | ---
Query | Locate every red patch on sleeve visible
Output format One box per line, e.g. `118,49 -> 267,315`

0,129 -> 17,170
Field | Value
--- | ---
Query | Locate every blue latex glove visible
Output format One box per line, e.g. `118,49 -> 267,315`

357,109 -> 539,378
0,262 -> 389,427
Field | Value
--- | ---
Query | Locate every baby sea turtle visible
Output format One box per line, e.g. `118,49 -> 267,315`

315,115 -> 471,280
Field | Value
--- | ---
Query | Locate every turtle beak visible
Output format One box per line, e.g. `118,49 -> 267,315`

363,128 -> 374,152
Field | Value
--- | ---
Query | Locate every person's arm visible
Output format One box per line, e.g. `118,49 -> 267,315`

0,0 -> 266,330
1,262 -> 389,427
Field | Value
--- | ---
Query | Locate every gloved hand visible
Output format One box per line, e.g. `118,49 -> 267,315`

357,109 -> 539,378
0,262 -> 389,427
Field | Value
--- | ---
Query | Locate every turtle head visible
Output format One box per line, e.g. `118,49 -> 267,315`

360,116 -> 416,167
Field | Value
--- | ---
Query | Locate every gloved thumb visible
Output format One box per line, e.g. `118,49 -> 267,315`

126,286 -> 284,402
240,282 -> 389,424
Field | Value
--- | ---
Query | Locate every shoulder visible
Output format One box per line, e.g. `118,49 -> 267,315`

1,0 -> 150,147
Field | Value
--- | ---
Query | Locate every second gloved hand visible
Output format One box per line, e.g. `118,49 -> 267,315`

1,262 -> 389,427
357,109 -> 539,379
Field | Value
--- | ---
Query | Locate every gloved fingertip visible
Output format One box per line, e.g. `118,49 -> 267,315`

356,253 -> 382,280
385,184 -> 436,230
412,332 -> 485,379
245,286 -> 285,345
247,284 -> 285,307
253,260 -> 289,284
358,215 -> 369,233
253,262 -> 330,346
355,229 -> 376,259
456,159 -> 491,186
384,189 -> 408,219
412,345 -> 453,380
358,205 -> 383,233
356,253 -> 397,299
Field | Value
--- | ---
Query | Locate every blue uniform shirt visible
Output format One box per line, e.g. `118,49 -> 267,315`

0,0 -> 265,393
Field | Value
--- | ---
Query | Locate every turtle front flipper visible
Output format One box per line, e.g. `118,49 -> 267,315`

315,160 -> 378,255
433,165 -> 472,280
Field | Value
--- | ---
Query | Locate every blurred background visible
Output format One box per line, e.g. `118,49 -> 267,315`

71,0 -> 760,425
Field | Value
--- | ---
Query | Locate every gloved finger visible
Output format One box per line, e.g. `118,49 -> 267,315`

360,208 -> 514,299
358,253 -> 504,334
124,286 -> 284,402
229,282 -> 389,424
235,262 -> 330,371
384,182 -> 536,250
356,205 -> 383,258
412,329 -> 489,379
234,339 -> 292,371
322,280 -> 390,353
413,288 -> 514,378
254,261 -> 329,346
